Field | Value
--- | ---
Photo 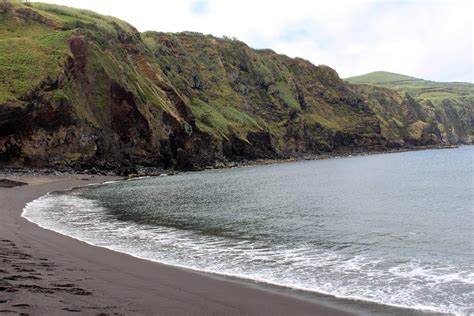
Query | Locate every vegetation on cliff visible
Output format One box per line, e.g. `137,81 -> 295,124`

346,71 -> 474,144
0,2 -> 472,171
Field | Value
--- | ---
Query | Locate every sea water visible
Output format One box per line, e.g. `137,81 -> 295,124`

23,147 -> 474,315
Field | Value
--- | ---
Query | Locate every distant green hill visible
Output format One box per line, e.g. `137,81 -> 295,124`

346,71 -> 418,84
345,71 -> 474,105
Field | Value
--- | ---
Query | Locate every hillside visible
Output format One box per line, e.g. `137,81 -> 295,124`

346,71 -> 474,144
0,2 -> 472,172
346,71 -> 474,102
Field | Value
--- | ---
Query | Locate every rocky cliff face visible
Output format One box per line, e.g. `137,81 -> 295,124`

0,2 -> 471,171
346,71 -> 474,145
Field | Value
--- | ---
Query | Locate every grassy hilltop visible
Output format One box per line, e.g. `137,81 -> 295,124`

0,1 -> 472,171
346,71 -> 474,103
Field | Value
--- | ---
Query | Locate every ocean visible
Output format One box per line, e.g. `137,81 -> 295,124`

23,146 -> 474,315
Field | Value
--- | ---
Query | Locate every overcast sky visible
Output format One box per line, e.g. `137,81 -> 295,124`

32,0 -> 473,82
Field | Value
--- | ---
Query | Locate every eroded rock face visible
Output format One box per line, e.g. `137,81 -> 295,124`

222,131 -> 277,160
68,34 -> 88,76
109,82 -> 151,142
0,80 -> 75,166
14,7 -> 62,28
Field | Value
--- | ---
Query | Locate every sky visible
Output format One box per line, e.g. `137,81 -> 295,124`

31,0 -> 473,82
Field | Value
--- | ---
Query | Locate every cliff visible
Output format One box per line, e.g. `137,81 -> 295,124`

346,71 -> 474,144
0,2 -> 472,171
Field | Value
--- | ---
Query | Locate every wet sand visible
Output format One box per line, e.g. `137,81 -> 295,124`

0,175 -> 425,315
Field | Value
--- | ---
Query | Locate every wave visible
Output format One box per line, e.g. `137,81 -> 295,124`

22,189 -> 473,315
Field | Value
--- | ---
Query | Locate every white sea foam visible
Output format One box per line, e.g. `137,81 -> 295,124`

22,190 -> 474,315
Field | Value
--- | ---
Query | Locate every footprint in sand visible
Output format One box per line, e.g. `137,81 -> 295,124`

3,275 -> 42,281
62,307 -> 81,312
12,303 -> 30,308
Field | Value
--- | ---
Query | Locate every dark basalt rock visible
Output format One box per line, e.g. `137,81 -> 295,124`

0,179 -> 27,188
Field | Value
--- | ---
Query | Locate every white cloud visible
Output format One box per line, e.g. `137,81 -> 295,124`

31,0 -> 473,82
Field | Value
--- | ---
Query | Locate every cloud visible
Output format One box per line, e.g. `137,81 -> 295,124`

31,0 -> 473,82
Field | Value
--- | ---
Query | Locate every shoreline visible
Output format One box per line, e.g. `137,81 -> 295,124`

1,144 -> 463,178
1,175 -> 436,315
208,144 -> 462,170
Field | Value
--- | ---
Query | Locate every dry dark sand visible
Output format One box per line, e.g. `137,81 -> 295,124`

0,175 -> 428,315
